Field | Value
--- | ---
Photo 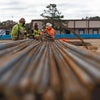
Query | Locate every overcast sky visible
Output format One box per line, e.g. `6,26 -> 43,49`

0,0 -> 100,22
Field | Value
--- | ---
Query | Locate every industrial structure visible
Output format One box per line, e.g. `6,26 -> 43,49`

31,19 -> 100,34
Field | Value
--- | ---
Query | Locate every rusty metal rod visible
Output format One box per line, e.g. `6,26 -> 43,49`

0,41 -> 40,76
0,39 -> 28,50
0,39 -> 100,100
51,42 -> 90,100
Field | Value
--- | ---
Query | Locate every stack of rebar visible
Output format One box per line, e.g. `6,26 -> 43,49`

0,39 -> 100,100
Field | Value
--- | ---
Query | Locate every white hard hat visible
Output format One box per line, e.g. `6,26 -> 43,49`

46,23 -> 52,27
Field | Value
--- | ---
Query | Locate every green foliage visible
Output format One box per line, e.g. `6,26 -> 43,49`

40,4 -> 64,20
0,20 -> 16,29
40,4 -> 65,34
82,16 -> 100,20
89,16 -> 100,20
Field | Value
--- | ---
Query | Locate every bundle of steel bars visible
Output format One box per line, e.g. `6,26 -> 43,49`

0,39 -> 100,100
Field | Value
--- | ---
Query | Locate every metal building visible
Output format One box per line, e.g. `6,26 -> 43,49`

31,19 -> 100,34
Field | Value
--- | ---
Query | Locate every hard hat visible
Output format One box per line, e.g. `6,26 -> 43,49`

46,23 -> 52,27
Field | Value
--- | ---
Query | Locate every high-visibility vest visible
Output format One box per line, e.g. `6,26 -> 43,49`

45,27 -> 55,38
32,29 -> 40,36
10,23 -> 27,40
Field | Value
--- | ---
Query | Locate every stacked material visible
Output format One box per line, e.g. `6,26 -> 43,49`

0,39 -> 100,100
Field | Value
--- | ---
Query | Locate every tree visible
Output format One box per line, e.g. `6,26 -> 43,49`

40,4 -> 64,33
89,16 -> 100,20
82,16 -> 100,20
0,20 -> 16,30
40,4 -> 64,19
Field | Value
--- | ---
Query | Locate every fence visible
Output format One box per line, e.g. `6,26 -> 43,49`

55,34 -> 100,39
1,34 -> 100,40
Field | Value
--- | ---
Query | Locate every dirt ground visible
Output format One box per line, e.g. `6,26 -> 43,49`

67,39 -> 100,54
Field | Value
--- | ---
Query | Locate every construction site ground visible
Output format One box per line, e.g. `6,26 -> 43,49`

68,39 -> 100,54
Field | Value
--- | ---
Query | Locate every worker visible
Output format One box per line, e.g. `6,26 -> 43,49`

10,18 -> 28,40
32,23 -> 40,39
45,22 -> 55,39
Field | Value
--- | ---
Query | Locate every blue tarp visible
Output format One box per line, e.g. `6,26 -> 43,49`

0,34 -> 100,40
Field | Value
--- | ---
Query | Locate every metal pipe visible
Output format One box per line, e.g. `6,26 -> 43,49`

0,39 -> 100,100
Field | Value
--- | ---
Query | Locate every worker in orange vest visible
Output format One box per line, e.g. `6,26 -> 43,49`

45,23 -> 55,38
